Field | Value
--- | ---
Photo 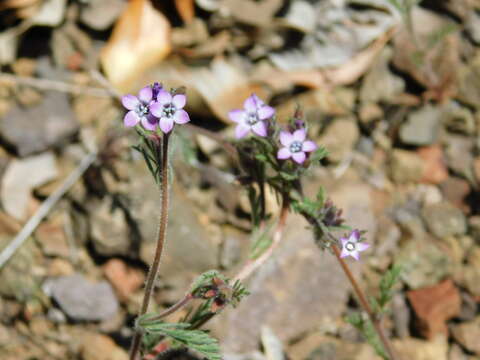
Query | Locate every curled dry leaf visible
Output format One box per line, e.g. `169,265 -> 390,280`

100,0 -> 171,91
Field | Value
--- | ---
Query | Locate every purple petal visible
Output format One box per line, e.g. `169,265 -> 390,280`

279,131 -> 293,146
174,109 -> 190,124
149,102 -> 163,117
293,128 -> 306,142
292,152 -> 306,164
228,109 -> 245,123
258,105 -> 275,120
235,124 -> 250,139
122,95 -> 139,110
124,111 -> 140,127
138,86 -> 153,103
350,251 -> 360,261
302,140 -> 317,152
277,147 -> 292,160
356,242 -> 370,252
350,230 -> 361,243
244,94 -> 262,112
141,116 -> 157,131
157,90 -> 172,105
340,247 -> 350,258
172,94 -> 186,109
251,121 -> 267,137
159,117 -> 174,134
340,237 -> 348,247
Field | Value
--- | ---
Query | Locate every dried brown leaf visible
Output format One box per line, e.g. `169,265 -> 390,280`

100,0 -> 171,91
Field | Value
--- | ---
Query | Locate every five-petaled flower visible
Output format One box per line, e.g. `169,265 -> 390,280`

228,94 -> 275,139
340,230 -> 370,261
150,90 -> 190,134
122,86 -> 158,130
277,128 -> 317,164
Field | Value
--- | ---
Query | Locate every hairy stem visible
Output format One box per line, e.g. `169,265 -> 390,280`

129,133 -> 171,360
234,198 -> 289,282
331,243 -> 398,360
143,294 -> 193,323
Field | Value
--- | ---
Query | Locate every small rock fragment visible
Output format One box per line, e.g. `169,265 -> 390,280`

103,259 -> 145,302
80,332 -> 128,360
389,150 -> 424,184
44,274 -> 119,321
407,279 -> 461,339
417,146 -> 448,185
451,317 -> 480,355
400,105 -> 441,146
422,202 -> 467,238
319,118 -> 359,163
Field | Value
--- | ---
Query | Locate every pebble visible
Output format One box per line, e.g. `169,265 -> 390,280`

451,316 -> 480,355
407,279 -> 461,339
389,149 -> 424,184
102,259 -> 145,302
400,105 -> 441,146
422,202 -> 467,238
43,274 -> 119,321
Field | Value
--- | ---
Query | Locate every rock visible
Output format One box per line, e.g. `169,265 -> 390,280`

407,279 -> 461,339
89,198 -> 132,257
79,0 -> 125,30
448,344 -> 468,360
443,101 -> 475,135
392,199 -> 426,239
1,152 -> 58,220
399,105 -> 442,146
103,259 -> 145,302
43,274 -> 119,321
444,135 -> 474,178
319,118 -> 359,162
392,293 -> 410,339
220,226 -> 247,269
439,178 -> 470,213
35,214 -> 70,257
451,317 -> 480,355
417,146 -> 448,185
422,202 -> 467,238
211,214 -> 350,353
0,92 -> 78,157
395,237 -> 451,289
80,332 -> 128,360
288,334 -> 380,360
457,51 -> 480,109
360,47 -> 405,104
393,336 -> 448,360
468,216 -> 480,243
261,326 -> 285,360
389,150 -> 424,184
0,235 -> 43,301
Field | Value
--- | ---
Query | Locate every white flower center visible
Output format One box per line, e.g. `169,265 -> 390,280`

345,242 -> 355,251
162,103 -> 177,118
136,104 -> 149,117
289,141 -> 302,153
245,112 -> 259,125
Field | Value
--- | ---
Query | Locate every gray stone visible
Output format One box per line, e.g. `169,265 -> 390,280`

399,105 -> 442,146
80,0 -> 125,31
422,202 -> 467,238
0,92 -> 78,157
43,274 -> 119,321
451,316 -> 480,355
89,198 -> 132,257
319,118 -> 359,163
394,237 -> 451,289
444,135 -> 474,179
211,214 -> 350,352
360,47 -> 405,104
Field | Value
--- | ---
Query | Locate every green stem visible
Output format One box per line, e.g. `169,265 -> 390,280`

129,133 -> 171,360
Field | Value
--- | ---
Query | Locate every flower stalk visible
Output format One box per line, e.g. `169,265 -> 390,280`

330,239 -> 398,360
129,133 -> 171,360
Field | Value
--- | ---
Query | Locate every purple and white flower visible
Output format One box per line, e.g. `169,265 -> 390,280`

150,90 -> 190,134
277,128 -> 317,164
121,86 -> 158,131
228,94 -> 275,139
340,230 -> 370,261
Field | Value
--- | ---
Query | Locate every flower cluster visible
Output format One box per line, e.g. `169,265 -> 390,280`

121,83 -> 190,134
228,94 -> 317,164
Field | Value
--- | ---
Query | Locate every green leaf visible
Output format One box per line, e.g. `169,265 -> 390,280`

140,321 -> 222,360
345,313 -> 388,360
309,146 -> 329,163
377,264 -> 402,310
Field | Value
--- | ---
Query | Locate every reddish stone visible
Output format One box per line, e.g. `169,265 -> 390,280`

417,145 -> 449,185
103,259 -> 145,302
407,279 -> 461,339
